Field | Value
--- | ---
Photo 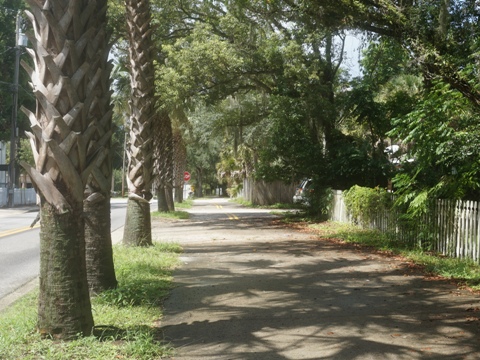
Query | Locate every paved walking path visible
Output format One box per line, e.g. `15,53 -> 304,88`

156,198 -> 480,359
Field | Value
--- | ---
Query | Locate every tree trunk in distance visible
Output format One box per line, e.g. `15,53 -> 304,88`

166,184 -> 175,211
196,168 -> 204,197
174,185 -> 183,203
172,126 -> 187,204
157,187 -> 169,212
153,110 -> 175,212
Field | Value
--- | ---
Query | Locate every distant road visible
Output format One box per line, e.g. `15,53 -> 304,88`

0,198 -> 128,301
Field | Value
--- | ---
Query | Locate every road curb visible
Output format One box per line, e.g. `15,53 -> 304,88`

0,200 -> 155,312
0,226 -> 125,313
0,277 -> 38,313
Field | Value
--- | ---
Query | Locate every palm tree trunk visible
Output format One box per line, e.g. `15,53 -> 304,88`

156,187 -> 170,212
154,110 -> 175,212
21,0 -> 112,338
173,129 -> 187,203
83,0 -> 117,294
123,197 -> 152,246
123,0 -> 156,246
38,201 -> 93,339
165,184 -> 175,211
174,185 -> 184,203
195,167 -> 204,197
85,196 -> 117,293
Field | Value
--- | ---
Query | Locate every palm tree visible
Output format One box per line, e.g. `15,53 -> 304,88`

123,0 -> 156,246
172,127 -> 187,203
84,0 -> 117,294
20,0 -> 111,338
154,109 -> 175,212
170,107 -> 190,202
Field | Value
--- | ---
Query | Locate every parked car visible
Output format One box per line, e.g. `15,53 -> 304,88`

293,178 -> 313,204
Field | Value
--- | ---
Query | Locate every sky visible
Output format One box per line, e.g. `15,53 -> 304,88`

344,33 -> 363,77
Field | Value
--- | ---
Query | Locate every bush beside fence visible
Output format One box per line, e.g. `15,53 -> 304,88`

331,190 -> 480,263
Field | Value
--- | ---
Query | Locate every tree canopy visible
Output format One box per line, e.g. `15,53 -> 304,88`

15,0 -> 480,204
144,0 -> 480,206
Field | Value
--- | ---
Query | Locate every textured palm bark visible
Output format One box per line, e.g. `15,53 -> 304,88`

174,184 -> 183,203
154,110 -> 174,212
21,0 -> 107,338
84,197 -> 117,293
123,197 -> 152,246
83,0 -> 117,294
165,183 -> 175,211
156,185 -> 175,212
123,0 -> 156,246
157,187 -> 170,212
38,201 -> 93,339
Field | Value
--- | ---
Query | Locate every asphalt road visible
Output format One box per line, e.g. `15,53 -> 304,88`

157,198 -> 480,360
0,198 -> 128,302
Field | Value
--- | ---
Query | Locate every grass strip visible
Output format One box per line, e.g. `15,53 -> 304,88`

173,199 -> 193,209
232,197 -> 299,209
150,200 -> 193,220
0,242 -> 182,360
152,210 -> 190,220
308,221 -> 480,291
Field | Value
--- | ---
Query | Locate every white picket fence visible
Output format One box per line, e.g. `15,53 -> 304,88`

435,199 -> 480,262
330,191 -> 480,263
0,188 -> 37,207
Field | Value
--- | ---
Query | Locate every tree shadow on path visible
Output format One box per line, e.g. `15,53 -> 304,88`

157,209 -> 480,359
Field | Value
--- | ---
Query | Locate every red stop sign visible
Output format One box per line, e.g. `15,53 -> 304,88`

184,171 -> 191,182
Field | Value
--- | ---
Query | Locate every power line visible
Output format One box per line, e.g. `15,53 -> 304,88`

0,47 -> 14,56
0,81 -> 13,88
18,85 -> 35,99
0,82 -> 36,100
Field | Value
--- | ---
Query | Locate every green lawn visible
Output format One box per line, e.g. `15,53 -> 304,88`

0,243 -> 182,360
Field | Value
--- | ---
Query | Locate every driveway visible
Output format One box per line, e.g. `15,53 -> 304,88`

155,198 -> 480,359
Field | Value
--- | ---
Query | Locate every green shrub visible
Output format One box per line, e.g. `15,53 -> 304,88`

305,186 -> 333,220
343,185 -> 392,225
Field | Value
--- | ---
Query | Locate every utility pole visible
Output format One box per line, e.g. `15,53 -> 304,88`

7,12 -> 21,208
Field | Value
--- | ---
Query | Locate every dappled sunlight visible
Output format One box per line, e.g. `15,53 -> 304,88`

203,290 -> 298,310
157,198 -> 480,359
